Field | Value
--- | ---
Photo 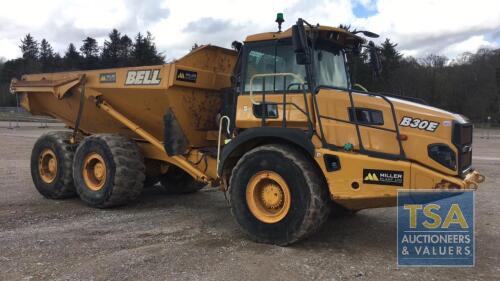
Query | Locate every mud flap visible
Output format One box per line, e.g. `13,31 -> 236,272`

163,109 -> 189,156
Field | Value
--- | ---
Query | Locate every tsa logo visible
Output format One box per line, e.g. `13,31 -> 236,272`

397,191 -> 474,266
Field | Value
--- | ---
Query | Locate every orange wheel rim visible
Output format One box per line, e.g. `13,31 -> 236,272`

246,170 -> 291,224
82,152 -> 107,191
38,148 -> 58,183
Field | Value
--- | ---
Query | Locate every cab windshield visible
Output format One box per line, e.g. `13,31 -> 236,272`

314,46 -> 348,89
243,42 -> 349,92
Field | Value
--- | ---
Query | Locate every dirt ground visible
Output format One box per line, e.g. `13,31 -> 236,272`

0,123 -> 499,281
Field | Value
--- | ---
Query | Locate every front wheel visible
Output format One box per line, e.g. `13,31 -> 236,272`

229,144 -> 330,245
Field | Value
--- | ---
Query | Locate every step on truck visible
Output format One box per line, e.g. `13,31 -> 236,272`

10,16 -> 484,245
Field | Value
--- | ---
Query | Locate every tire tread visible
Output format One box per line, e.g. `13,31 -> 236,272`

229,144 -> 330,245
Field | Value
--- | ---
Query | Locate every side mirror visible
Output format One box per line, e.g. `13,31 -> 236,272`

368,41 -> 382,76
292,23 -> 310,65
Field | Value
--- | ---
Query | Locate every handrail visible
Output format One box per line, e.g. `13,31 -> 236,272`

249,73 -> 305,105
315,85 -> 406,159
217,116 -> 231,172
245,73 -> 407,160
247,73 -> 313,134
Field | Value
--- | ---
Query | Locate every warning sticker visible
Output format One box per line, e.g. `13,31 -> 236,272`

363,169 -> 404,186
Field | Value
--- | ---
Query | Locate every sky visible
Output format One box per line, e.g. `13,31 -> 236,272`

0,0 -> 499,62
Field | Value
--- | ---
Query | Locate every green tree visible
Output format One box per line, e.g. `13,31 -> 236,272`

102,29 -> 122,67
132,32 -> 165,66
118,34 -> 133,66
381,39 -> 402,67
378,39 -> 402,91
20,34 -> 39,61
0,58 -> 24,106
39,39 -> 55,72
63,43 -> 81,70
102,29 -> 134,67
80,37 -> 100,69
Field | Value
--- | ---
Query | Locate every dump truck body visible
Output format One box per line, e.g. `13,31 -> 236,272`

15,45 -> 236,148
11,18 -> 484,245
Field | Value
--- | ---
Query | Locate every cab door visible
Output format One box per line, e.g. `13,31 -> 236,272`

235,40 -> 314,130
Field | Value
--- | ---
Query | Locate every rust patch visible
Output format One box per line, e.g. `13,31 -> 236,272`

183,90 -> 222,130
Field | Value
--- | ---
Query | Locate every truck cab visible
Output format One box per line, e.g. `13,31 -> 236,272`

220,18 -> 484,213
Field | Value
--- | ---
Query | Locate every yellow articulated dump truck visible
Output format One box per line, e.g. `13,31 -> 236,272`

11,17 -> 484,245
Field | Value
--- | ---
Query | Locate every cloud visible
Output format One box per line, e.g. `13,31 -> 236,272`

184,18 -> 232,34
443,35 -> 498,58
351,0 -> 500,58
0,0 -> 169,58
0,0 -> 499,61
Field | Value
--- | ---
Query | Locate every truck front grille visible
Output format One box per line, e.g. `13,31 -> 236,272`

453,123 -> 473,177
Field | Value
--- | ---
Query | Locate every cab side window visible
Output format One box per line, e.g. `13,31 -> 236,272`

244,46 -> 275,92
275,45 -> 307,91
243,42 -> 306,93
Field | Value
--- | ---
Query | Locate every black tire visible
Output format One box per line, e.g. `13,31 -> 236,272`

30,131 -> 77,199
73,134 -> 145,208
229,144 -> 330,245
159,166 -> 205,194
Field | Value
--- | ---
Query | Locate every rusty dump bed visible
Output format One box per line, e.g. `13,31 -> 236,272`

11,45 -> 238,149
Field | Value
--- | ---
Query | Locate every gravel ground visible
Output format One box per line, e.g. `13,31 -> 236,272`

0,123 -> 499,281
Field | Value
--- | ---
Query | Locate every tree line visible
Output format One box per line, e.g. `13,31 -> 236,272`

346,38 -> 500,122
0,29 -> 165,106
1,29 -> 499,122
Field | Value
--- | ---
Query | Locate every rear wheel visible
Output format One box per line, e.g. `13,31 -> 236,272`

73,134 -> 145,208
30,131 -> 76,199
229,144 -> 330,245
159,166 -> 205,194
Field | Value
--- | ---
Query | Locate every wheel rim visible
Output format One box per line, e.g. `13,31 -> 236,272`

82,152 -> 107,191
38,148 -> 58,183
246,170 -> 291,224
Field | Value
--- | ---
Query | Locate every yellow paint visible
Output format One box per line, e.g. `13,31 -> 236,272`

442,204 -> 468,229
38,148 -> 58,184
422,204 -> 441,229
245,25 -> 365,48
12,25 -> 484,211
403,204 -> 422,228
245,170 -> 291,224
82,152 -> 107,191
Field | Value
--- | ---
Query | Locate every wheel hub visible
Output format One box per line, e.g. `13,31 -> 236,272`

93,163 -> 105,180
260,183 -> 284,209
83,153 -> 107,191
38,148 -> 58,184
246,171 -> 291,224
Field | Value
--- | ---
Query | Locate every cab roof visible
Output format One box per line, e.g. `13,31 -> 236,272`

245,25 -> 366,48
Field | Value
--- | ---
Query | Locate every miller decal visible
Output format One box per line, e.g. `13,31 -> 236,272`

363,169 -> 404,186
176,69 -> 197,83
399,116 -> 439,132
125,69 -> 161,85
99,73 -> 116,83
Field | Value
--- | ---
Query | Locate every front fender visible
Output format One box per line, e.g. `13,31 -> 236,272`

218,127 -> 315,175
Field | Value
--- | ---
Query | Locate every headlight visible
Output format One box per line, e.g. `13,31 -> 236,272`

428,144 -> 456,170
